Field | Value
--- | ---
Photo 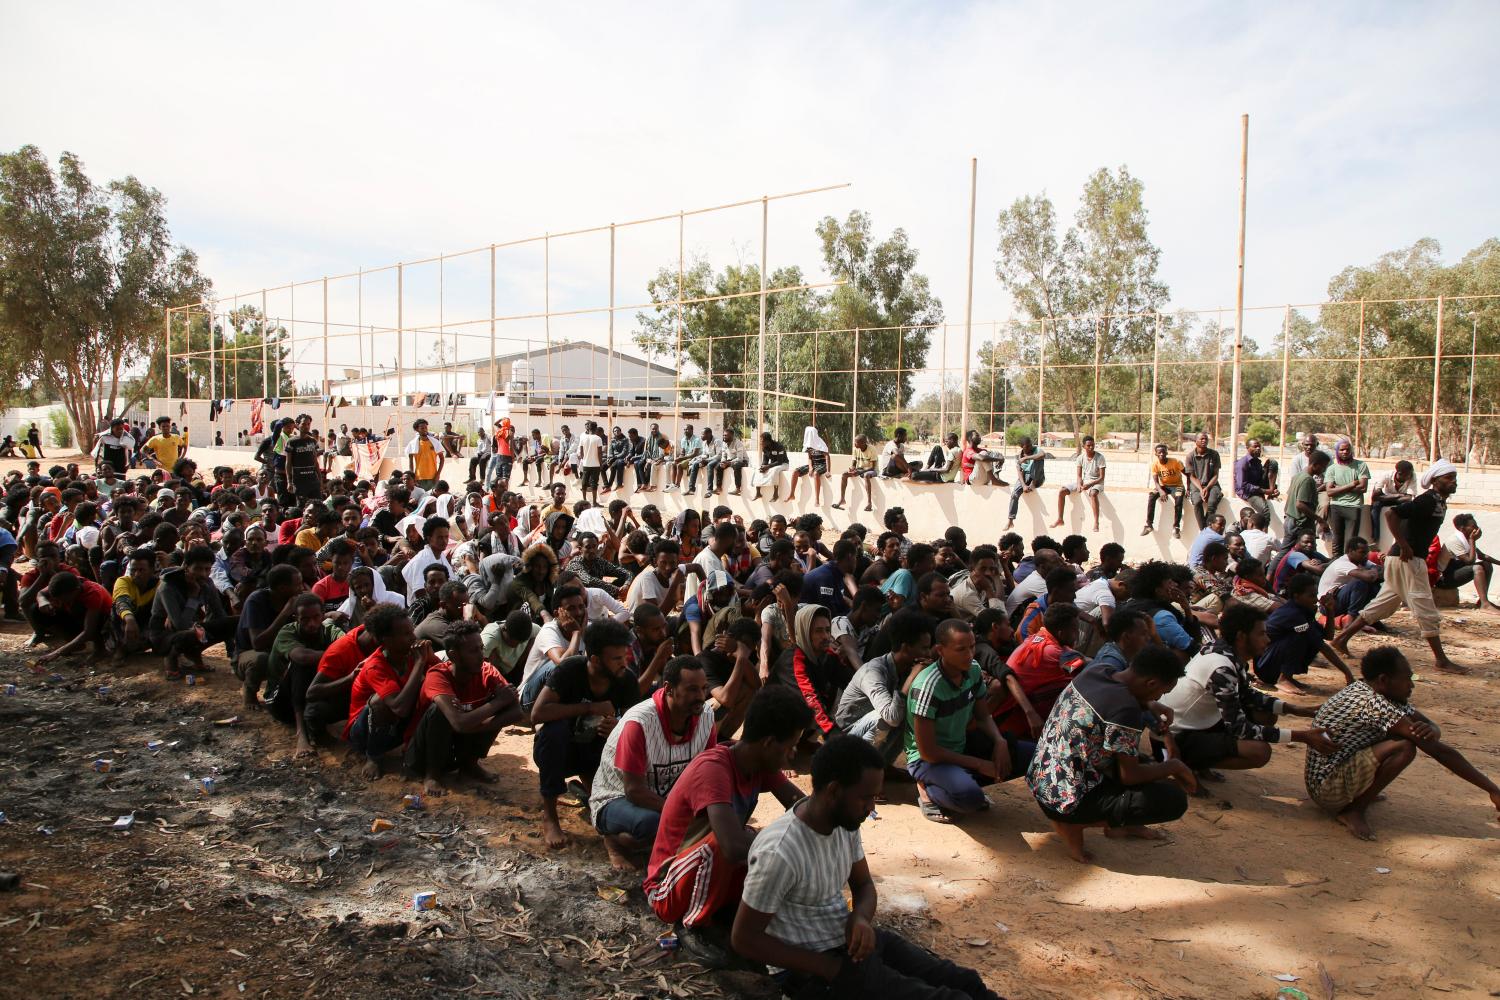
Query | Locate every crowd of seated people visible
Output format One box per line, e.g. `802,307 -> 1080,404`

7,412 -> 1498,991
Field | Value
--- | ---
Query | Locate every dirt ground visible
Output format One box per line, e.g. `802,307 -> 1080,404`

3,453 -> 1499,998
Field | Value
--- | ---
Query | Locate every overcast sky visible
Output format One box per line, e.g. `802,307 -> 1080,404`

4,1 -> 1497,384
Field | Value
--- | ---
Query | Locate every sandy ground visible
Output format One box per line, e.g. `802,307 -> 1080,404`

2,451 -> 1499,998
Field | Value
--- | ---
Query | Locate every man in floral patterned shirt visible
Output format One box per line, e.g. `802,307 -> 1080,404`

1027,645 -> 1195,863
1305,645 -> 1500,841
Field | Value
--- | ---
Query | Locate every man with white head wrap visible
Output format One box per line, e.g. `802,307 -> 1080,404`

1331,459 -> 1466,673
786,425 -> 831,504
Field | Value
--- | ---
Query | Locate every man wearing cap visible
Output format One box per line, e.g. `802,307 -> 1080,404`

142,417 -> 185,471
1330,460 -> 1466,673
92,418 -> 134,476
406,418 -> 444,490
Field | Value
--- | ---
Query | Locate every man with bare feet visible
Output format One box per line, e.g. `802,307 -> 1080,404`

530,620 -> 638,849
303,611 -> 385,754
589,655 -> 715,870
267,592 -> 346,749
234,564 -> 306,709
831,434 -> 879,512
1329,461 -> 1466,674
1027,645 -> 1194,862
1053,434 -> 1106,533
644,686 -> 810,968
1162,604 -> 1336,782
402,621 -> 519,795
1305,645 -> 1500,841
345,606 -> 436,779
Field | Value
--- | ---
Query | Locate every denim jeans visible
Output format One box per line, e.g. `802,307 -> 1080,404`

777,929 -> 1000,1000
532,718 -> 604,799
348,703 -> 407,762
594,795 -> 661,841
687,457 -> 719,492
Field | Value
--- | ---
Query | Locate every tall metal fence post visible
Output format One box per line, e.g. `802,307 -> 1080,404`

1430,295 -> 1444,460
1278,305 -> 1291,466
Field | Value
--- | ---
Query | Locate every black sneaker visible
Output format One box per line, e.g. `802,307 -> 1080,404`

677,923 -> 732,969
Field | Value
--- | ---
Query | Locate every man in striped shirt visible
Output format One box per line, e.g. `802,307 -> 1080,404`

732,735 -> 1000,998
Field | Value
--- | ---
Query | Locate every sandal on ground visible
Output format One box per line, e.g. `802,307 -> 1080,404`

919,800 -> 951,824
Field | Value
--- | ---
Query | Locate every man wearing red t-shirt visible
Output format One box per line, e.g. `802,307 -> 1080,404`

32,571 -> 112,664
402,621 -> 521,795
643,686 -> 810,961
19,541 -> 79,646
346,605 -> 437,780
305,619 -> 380,741
311,542 -> 354,612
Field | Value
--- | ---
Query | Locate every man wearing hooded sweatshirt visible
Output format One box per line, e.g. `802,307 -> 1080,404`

775,605 -> 847,739
148,544 -> 237,678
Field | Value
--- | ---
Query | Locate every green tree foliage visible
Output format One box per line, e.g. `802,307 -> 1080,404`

990,167 -> 1170,443
130,304 -> 295,406
1245,418 -> 1280,447
633,211 -> 941,451
1294,238 -> 1500,462
0,145 -> 210,444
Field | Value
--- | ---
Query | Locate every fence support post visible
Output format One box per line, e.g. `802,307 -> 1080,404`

1149,314 -> 1161,454
960,157 -> 977,432
1228,112 -> 1249,466
1430,295 -> 1444,460
850,327 -> 860,447
758,196 -> 768,434
1354,299 -> 1365,451
1278,305 -> 1291,466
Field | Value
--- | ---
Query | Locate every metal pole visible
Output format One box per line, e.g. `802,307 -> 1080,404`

960,157 -> 977,431
608,223 -> 616,414
1213,313 -> 1223,442
892,329 -> 900,433
261,289 -> 269,398
1228,112 -> 1249,465
850,327 -> 860,446
1036,321 -> 1046,444
758,196 -> 768,434
288,283 -> 294,398
397,262 -> 404,403
675,214 -> 683,444
1091,314 -> 1103,438
207,303 -> 216,405
322,277 -> 329,409
1354,299 -> 1365,451
939,324 -> 948,436
546,235 -> 554,438
356,269 -> 364,397
1464,315 -> 1478,467
1149,314 -> 1162,451
1430,295 -> 1444,460
1278,305 -> 1291,467
489,245 -> 496,418
164,308 -> 172,403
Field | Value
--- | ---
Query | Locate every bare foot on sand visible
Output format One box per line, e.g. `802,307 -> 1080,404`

1336,807 -> 1376,841
358,758 -> 381,781
602,834 -> 640,871
1050,820 -> 1095,863
421,777 -> 449,797
293,734 -> 316,759
542,815 -> 569,849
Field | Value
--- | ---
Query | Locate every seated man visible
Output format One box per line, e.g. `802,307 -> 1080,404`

1257,574 -> 1353,694
1433,513 -> 1497,612
403,620 -> 519,794
1270,531 -> 1329,593
1142,442 -> 1187,538
304,611 -> 384,745
18,539 -> 76,647
1305,645 -> 1500,841
110,547 -> 158,664
1027,645 -> 1194,863
834,610 -> 934,764
530,620 -> 639,849
732,735 -> 1001,1000
831,434 -> 880,513
590,655 -> 714,870
266,593 -> 345,754
775,605 -> 847,739
698,618 -> 762,740
31,572 -> 112,667
147,544 -> 238,679
644,686 -> 810,966
233,564 -> 306,709
1317,535 -> 1381,626
481,609 -> 538,686
1162,604 -> 1335,779
1052,434 -> 1107,532
413,580 -> 469,649
995,602 -> 1086,737
949,544 -> 1006,623
907,618 -> 1033,823
345,605 -> 437,779
1232,437 -> 1281,520
1187,513 -> 1227,568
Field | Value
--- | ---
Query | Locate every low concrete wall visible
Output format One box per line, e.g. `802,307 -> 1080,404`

182,445 -> 1498,601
